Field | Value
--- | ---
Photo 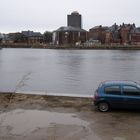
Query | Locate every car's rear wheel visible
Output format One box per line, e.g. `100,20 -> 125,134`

98,102 -> 109,112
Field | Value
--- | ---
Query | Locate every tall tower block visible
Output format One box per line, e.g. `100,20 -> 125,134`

67,11 -> 82,29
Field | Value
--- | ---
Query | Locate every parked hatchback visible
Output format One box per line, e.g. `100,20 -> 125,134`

93,81 -> 140,112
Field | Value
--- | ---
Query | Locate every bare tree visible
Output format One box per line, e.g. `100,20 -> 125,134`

0,72 -> 31,131
8,72 -> 31,105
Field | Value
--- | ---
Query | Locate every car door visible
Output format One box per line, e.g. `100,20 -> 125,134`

104,85 -> 123,108
122,85 -> 140,109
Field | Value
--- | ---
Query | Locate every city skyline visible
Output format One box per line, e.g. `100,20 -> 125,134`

0,0 -> 140,33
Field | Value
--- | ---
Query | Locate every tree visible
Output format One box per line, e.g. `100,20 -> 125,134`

13,33 -> 27,43
8,33 -> 27,43
0,38 -> 2,43
43,31 -> 52,43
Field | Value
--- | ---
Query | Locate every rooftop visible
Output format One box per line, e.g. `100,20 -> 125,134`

55,26 -> 87,32
90,25 -> 109,30
22,31 -> 42,37
71,11 -> 80,15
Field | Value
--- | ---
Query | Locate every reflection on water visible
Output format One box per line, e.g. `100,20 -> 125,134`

0,48 -> 140,95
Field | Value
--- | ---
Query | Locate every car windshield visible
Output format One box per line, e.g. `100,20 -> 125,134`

98,82 -> 103,88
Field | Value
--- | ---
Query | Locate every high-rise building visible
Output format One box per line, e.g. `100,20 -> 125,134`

67,11 -> 82,29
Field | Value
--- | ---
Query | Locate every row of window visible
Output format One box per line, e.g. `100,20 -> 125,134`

105,85 -> 140,96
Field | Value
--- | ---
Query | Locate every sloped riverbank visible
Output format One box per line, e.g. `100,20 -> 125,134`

1,92 -> 140,140
0,92 -> 92,111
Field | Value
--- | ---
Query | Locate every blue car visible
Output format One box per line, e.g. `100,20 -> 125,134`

93,81 -> 140,112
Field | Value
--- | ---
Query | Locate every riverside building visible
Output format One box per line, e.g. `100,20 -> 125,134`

53,11 -> 87,45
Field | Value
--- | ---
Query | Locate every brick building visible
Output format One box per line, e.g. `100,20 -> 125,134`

89,23 -> 140,45
53,11 -> 87,45
53,26 -> 87,45
129,26 -> 140,45
88,25 -> 108,44
22,31 -> 43,44
119,23 -> 132,44
118,23 -> 140,45
106,23 -> 121,45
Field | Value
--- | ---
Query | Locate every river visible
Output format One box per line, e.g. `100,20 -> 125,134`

0,48 -> 140,95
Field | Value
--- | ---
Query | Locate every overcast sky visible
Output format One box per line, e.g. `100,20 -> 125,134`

0,0 -> 140,33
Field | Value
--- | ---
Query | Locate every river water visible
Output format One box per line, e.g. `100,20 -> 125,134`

0,48 -> 140,95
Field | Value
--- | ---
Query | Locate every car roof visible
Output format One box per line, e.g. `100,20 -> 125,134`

101,80 -> 138,86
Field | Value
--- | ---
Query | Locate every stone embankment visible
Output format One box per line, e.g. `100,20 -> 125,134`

1,43 -> 140,50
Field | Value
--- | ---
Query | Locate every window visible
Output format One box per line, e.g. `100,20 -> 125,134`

105,86 -> 121,95
123,86 -> 140,96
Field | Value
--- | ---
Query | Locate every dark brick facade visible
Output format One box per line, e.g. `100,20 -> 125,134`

53,26 -> 87,45
22,31 -> 43,44
130,33 -> 140,45
89,23 -> 140,45
89,25 -> 108,43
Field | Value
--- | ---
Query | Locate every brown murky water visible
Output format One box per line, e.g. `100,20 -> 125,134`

1,49 -> 140,95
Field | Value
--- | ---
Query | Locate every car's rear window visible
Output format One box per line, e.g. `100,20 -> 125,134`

105,85 -> 121,95
123,85 -> 140,96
